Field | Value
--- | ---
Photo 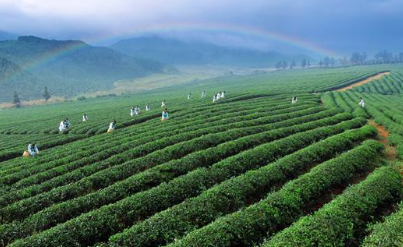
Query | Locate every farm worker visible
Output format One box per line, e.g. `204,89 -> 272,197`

64,118 -> 71,128
161,108 -> 169,121
59,119 -> 68,132
130,107 -> 135,116
221,91 -> 225,98
145,104 -> 150,111
59,120 -> 65,132
201,91 -> 206,97
22,150 -> 30,157
216,93 -> 221,101
135,105 -> 141,115
161,100 -> 166,107
108,120 -> 117,133
359,98 -> 365,108
213,94 -> 217,103
82,114 -> 88,122
188,93 -> 192,100
292,96 -> 297,104
27,143 -> 39,156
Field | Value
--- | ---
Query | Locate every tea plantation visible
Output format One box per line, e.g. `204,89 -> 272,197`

0,65 -> 402,246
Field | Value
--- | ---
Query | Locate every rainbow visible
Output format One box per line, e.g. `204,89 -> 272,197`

5,22 -> 339,82
84,22 -> 338,57
5,39 -> 88,81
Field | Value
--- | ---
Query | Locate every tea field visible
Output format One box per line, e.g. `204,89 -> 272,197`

0,65 -> 402,246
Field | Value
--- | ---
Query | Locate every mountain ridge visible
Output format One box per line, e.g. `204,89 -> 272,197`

0,36 -> 168,102
110,36 -> 312,67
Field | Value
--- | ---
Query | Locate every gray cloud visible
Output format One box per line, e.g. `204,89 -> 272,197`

0,0 -> 402,55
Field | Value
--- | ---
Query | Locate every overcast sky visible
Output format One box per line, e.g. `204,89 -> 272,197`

0,0 -> 402,55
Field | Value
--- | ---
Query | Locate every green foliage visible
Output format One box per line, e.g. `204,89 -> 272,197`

107,125 -> 377,247
0,36 -> 166,102
12,91 -> 20,108
8,116 -> 364,246
110,36 -> 311,67
330,88 -> 403,157
168,140 -> 385,247
42,87 -> 50,101
265,166 -> 402,247
76,96 -> 86,101
0,105 -> 325,223
362,202 -> 403,247
0,64 -> 400,247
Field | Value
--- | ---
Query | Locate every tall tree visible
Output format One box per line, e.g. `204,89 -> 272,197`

340,56 -> 348,67
360,53 -> 367,64
375,50 -> 392,63
323,57 -> 330,67
43,86 -> 51,101
290,60 -> 296,69
275,61 -> 282,70
301,59 -> 307,68
329,57 -> 336,67
350,52 -> 361,65
282,60 -> 288,69
13,91 -> 20,108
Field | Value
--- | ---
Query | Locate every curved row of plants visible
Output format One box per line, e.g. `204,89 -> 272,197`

0,100 -> 293,187
7,115 -> 364,246
0,96 -> 298,175
0,105 -> 323,211
0,109 -> 345,244
167,140 -> 384,247
264,166 -> 402,247
105,125 -> 377,247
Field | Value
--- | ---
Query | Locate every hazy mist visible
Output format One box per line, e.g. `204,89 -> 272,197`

0,0 -> 401,56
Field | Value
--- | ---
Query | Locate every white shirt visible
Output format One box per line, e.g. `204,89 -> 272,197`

109,122 -> 115,129
59,121 -> 65,131
28,144 -> 39,154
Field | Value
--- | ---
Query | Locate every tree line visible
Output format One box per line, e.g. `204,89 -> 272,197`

275,59 -> 311,70
13,86 -> 51,108
275,50 -> 403,71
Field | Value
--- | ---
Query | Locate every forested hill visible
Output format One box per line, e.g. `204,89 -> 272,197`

0,36 -> 168,102
0,30 -> 17,41
110,36 -> 311,67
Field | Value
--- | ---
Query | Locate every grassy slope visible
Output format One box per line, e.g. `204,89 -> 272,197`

0,64 -> 401,247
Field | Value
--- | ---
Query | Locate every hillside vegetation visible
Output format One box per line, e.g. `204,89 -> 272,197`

0,65 -> 403,247
110,36 -> 312,67
0,36 -> 167,103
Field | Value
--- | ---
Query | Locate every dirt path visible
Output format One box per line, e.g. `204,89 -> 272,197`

336,72 -> 390,92
368,120 -> 397,160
